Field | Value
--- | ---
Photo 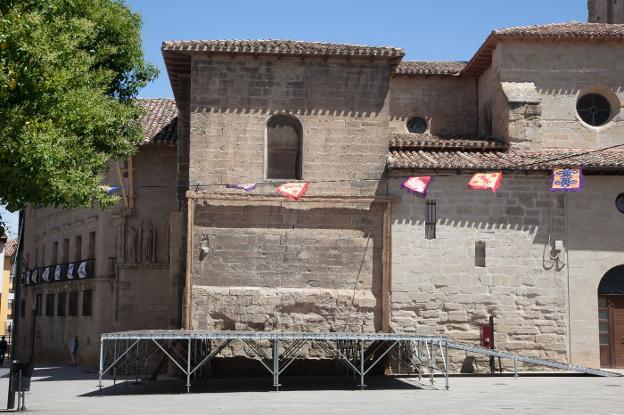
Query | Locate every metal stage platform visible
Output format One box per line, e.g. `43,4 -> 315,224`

98,330 -> 450,393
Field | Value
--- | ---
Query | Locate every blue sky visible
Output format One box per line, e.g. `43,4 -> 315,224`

0,0 -> 588,237
128,0 -> 587,98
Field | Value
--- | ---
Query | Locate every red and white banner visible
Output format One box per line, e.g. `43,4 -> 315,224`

401,176 -> 432,198
276,182 -> 309,201
467,172 -> 503,192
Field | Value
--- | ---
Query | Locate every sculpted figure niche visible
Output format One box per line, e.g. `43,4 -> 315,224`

140,219 -> 156,263
126,226 -> 137,264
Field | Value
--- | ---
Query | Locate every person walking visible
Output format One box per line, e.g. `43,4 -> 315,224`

68,335 -> 79,368
0,336 -> 8,366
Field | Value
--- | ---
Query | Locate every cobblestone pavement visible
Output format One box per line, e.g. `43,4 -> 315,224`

1,366 -> 622,414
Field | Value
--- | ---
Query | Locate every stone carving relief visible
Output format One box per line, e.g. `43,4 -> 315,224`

126,226 -> 137,264
140,219 -> 156,263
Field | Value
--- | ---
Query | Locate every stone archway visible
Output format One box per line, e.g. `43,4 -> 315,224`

598,265 -> 624,368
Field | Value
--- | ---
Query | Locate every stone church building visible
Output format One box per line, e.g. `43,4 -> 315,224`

17,1 -> 624,370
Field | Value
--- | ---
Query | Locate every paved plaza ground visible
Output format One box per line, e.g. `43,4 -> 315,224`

0,366 -> 622,414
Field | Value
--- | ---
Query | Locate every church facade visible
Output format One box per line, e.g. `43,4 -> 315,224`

17,1 -> 624,370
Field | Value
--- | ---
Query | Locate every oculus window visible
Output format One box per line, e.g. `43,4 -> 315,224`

407,117 -> 427,134
267,115 -> 302,180
577,93 -> 611,126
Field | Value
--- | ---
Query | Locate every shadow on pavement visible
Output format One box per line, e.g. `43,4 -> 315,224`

80,375 -> 430,396
30,366 -> 100,382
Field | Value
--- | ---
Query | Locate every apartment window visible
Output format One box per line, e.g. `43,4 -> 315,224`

425,200 -> 437,240
41,245 -> 46,266
62,239 -> 69,263
34,248 -> 38,267
57,292 -> 66,316
75,235 -> 82,262
45,293 -> 55,316
82,289 -> 93,316
68,291 -> 79,316
266,114 -> 303,180
52,241 -> 58,264
35,294 -> 43,316
88,231 -> 96,259
20,299 -> 25,319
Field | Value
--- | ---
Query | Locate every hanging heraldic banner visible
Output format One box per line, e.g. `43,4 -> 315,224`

401,176 -> 432,198
467,172 -> 503,192
276,182 -> 309,201
550,167 -> 583,192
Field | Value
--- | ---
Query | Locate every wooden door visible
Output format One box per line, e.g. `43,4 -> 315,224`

612,297 -> 624,368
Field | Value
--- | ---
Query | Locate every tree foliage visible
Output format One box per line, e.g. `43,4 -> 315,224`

0,0 -> 157,215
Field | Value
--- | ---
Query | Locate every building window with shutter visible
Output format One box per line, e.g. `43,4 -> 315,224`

57,292 -> 66,316
266,114 -> 303,180
425,200 -> 436,240
45,293 -> 55,316
75,235 -> 82,262
82,289 -> 93,316
68,291 -> 79,316
88,231 -> 96,259
35,294 -> 43,316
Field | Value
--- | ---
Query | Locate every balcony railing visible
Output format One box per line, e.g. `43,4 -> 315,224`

21,259 -> 95,286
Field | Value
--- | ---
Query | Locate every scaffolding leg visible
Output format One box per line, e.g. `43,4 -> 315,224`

186,338 -> 191,394
273,339 -> 280,391
98,338 -> 104,390
113,340 -> 117,391
417,341 -> 422,382
513,357 -> 518,378
359,340 -> 365,390
444,340 -> 449,391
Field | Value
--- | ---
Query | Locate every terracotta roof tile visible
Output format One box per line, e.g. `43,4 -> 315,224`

492,22 -> 624,38
390,133 -> 507,150
162,39 -> 404,59
4,239 -> 17,257
137,99 -> 177,146
388,148 -> 624,171
394,61 -> 466,76
463,22 -> 624,77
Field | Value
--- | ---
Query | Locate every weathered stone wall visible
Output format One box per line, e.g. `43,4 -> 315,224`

19,144 -> 179,365
565,175 -> 624,367
188,54 -> 389,195
389,75 -> 477,136
187,54 -> 392,333
191,203 -> 383,332
390,174 -> 569,366
494,40 -> 624,149
588,0 -> 624,23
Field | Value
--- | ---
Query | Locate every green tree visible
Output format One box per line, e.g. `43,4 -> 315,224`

0,0 -> 157,226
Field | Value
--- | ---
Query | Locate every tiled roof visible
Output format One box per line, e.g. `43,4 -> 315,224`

388,148 -> 624,171
492,22 -> 624,38
463,22 -> 624,77
4,239 -> 17,257
137,99 -> 177,146
394,61 -> 466,76
162,39 -> 404,59
390,133 -> 507,150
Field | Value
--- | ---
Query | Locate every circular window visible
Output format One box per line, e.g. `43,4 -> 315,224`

407,117 -> 427,134
616,193 -> 624,213
577,93 -> 612,127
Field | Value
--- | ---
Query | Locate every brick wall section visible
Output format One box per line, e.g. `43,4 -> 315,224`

389,76 -> 478,136
390,174 -> 569,364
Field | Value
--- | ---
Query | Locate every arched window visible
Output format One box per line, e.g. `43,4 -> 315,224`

266,114 -> 302,180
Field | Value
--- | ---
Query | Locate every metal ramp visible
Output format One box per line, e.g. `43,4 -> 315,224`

447,341 -> 621,377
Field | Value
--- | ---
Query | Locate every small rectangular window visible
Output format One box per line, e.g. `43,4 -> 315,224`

425,200 -> 436,240
82,289 -> 93,316
35,248 -> 39,267
62,239 -> 69,263
35,294 -> 43,316
45,293 -> 55,316
52,241 -> 58,264
75,235 -> 82,262
68,291 -> 79,316
88,231 -> 96,259
475,241 -> 486,267
20,299 -> 25,319
57,292 -> 66,316
42,245 -> 46,267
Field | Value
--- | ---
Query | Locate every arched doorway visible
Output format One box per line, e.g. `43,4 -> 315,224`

598,265 -> 624,368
